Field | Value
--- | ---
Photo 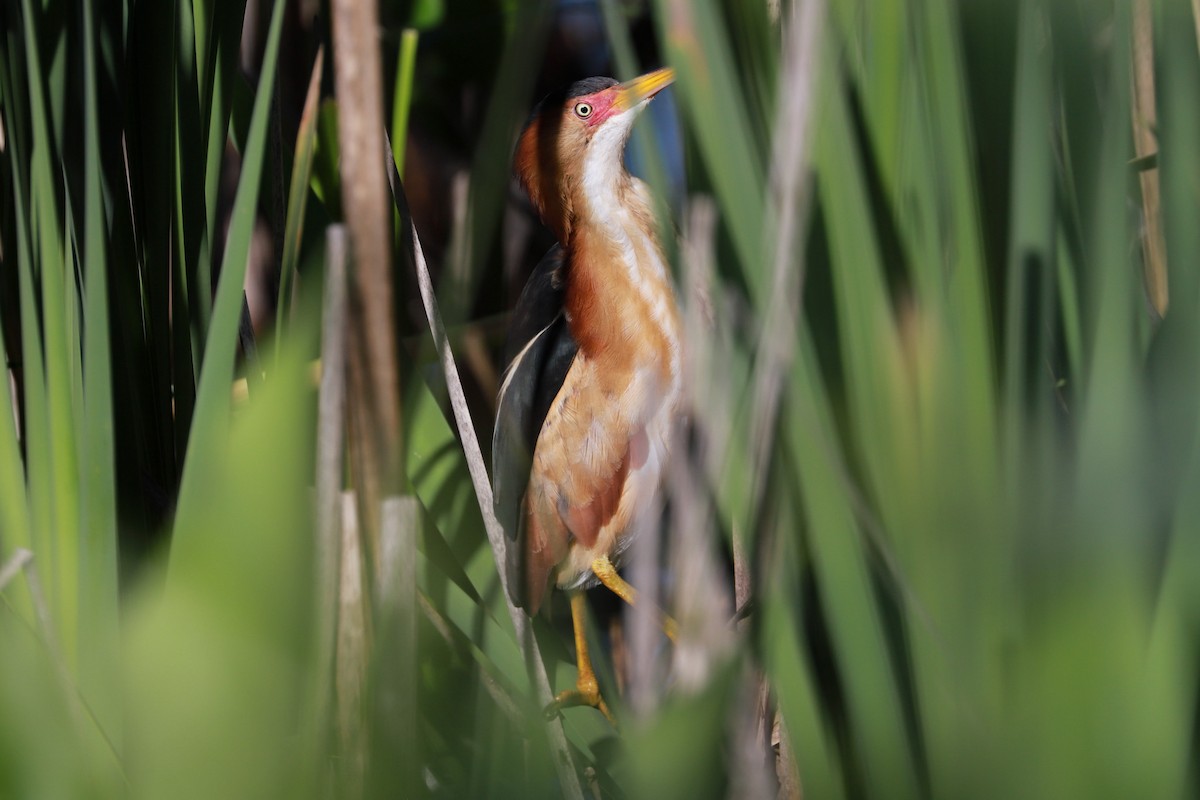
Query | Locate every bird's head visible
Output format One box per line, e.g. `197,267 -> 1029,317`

514,67 -> 674,242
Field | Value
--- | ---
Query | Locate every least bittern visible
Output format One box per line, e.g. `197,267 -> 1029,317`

492,68 -> 681,722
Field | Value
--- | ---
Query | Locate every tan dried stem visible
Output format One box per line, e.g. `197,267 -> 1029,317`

331,0 -> 404,553
313,225 -> 348,788
1193,0 -> 1200,58
1132,0 -> 1167,317
336,494 -> 369,798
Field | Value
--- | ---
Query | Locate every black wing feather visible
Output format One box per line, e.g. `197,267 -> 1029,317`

492,246 -> 579,608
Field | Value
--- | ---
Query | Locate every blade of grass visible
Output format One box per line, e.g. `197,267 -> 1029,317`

171,0 -> 287,564
1003,0 -> 1057,428
915,0 -> 998,461
762,507 -> 846,800
12,236 -> 62,665
1143,0 -> 1200,549
655,0 -> 767,300
124,342 -> 317,800
814,49 -> 910,542
0,37 -> 31,569
19,0 -> 80,668
390,29 -> 418,179
171,0 -> 204,433
77,0 -> 121,747
1076,5 -> 1139,489
783,349 -> 922,800
0,337 -> 28,560
274,46 -> 325,361
1157,0 -> 1200,318
1,31 -> 49,628
196,0 -> 245,341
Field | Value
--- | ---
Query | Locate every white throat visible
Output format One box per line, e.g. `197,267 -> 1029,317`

579,104 -> 644,221
576,105 -> 680,390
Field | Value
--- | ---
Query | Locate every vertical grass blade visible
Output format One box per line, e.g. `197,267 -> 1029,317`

172,0 -> 287,562
273,45 -> 325,361
171,0 -> 202,435
1003,0 -> 1056,425
1146,0 -> 1200,556
18,0 -> 80,668
124,343 -> 317,800
915,0 -> 998,466
784,353 -> 923,800
77,0 -> 121,748
1075,5 -> 1139,499
762,462 -> 846,800
390,29 -> 418,179
0,29 -> 32,567
196,0 -> 245,342
1,36 -> 39,623
654,0 -> 767,298
0,340 -> 28,559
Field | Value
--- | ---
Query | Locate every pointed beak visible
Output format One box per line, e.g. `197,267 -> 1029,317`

613,67 -> 675,112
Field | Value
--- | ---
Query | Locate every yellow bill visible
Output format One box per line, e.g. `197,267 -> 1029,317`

614,67 -> 675,110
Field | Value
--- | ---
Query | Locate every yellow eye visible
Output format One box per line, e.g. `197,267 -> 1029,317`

574,102 -> 593,118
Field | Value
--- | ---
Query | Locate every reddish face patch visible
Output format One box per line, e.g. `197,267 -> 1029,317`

568,90 -> 621,128
568,67 -> 674,129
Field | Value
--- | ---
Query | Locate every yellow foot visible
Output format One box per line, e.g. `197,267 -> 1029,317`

544,675 -> 615,725
548,591 -> 617,725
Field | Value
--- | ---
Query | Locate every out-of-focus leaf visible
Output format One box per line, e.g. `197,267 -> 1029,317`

311,100 -> 342,218
125,345 -> 316,800
172,0 -> 288,565
275,47 -> 326,356
0,340 -> 27,561
0,609 -> 119,798
618,659 -> 739,798
761,451 -> 846,800
409,0 -> 444,29
76,0 -> 122,746
654,0 -> 767,300
18,0 -> 80,666
1002,0 -> 1057,427
783,348 -> 923,800
390,30 -> 418,178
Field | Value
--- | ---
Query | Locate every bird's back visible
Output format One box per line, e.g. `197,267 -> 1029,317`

492,246 -> 578,608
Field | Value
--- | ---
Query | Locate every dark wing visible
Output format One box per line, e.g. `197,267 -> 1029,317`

492,246 -> 578,611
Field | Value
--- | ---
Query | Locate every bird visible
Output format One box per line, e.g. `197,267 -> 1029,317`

492,67 -> 681,721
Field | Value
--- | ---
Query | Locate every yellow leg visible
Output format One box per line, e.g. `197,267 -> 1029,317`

545,592 -> 615,724
590,555 -> 678,641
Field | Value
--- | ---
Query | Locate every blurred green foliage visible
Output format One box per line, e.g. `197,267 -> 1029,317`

3,0 -> 1200,798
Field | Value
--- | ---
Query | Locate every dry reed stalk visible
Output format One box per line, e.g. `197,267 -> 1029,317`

1132,0 -> 1167,316
331,0 -> 404,554
336,494 -> 369,798
312,225 -> 348,790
